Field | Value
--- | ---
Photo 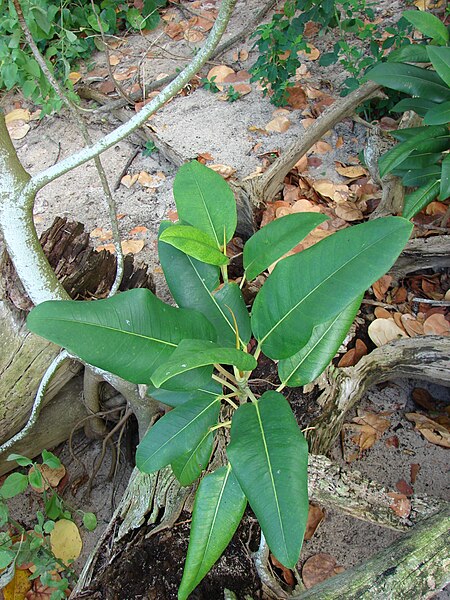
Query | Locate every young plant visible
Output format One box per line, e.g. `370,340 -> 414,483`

200,75 -> 220,93
226,85 -> 241,102
142,140 -> 158,157
0,450 -> 96,598
365,10 -> 450,219
27,161 -> 412,598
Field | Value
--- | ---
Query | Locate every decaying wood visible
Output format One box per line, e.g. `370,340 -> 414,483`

0,217 -> 154,448
390,235 -> 450,277
309,455 -> 445,531
293,506 -> 450,599
307,336 -> 450,456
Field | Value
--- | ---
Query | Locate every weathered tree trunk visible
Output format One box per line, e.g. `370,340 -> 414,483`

0,217 -> 153,453
293,506 -> 450,599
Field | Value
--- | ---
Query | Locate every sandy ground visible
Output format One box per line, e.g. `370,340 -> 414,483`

1,0 -> 449,596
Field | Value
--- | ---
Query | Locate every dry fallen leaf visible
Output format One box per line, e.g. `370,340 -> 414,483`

302,553 -> 344,589
129,226 -> 148,235
396,479 -> 413,496
4,568 -> 32,600
334,202 -> 363,222
68,72 -> 82,84
90,227 -> 112,241
387,492 -> 411,518
297,43 -> 320,61
374,307 -> 392,319
164,22 -> 184,40
310,140 -> 332,154
304,504 -> 325,540
167,209 -> 178,222
405,413 -> 450,448
335,164 -> 367,179
423,313 -> 450,336
207,65 -> 235,83
410,463 -> 421,484
137,171 -> 155,188
372,275 -> 392,300
6,120 -> 30,140
337,338 -> 367,367
368,318 -> 408,347
265,116 -> 291,133
208,164 -> 236,179
50,519 -> 82,565
28,463 -> 66,492
5,109 -> 31,124
351,412 -> 391,451
121,173 -> 139,188
401,314 -> 424,337
184,28 -> 204,42
232,83 -> 252,96
270,555 -> 295,586
108,54 -> 121,66
285,84 -> 308,109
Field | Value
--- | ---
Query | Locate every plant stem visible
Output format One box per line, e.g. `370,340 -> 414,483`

221,396 -> 238,410
212,374 -> 239,394
210,421 -> 232,431
214,364 -> 238,385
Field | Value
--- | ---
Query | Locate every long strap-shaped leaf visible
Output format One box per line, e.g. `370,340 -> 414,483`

178,465 -> 247,600
151,339 -> 257,388
159,222 -> 251,346
136,395 -> 220,474
227,392 -> 308,568
172,430 -> 214,486
251,217 -> 413,360
27,288 -> 215,384
278,296 -> 361,387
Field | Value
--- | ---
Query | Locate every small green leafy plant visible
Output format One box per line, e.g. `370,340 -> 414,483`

200,75 -> 220,93
366,10 -> 450,219
27,161 -> 412,598
226,85 -> 241,102
0,450 -> 97,598
0,0 -> 166,115
250,0 -> 412,104
142,140 -> 158,157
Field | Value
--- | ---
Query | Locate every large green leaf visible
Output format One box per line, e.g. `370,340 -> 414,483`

366,63 -> 450,103
159,224 -> 250,347
173,161 -> 237,248
387,43 -> 429,64
243,212 -> 327,281
402,165 -> 441,187
403,180 -> 440,220
27,289 -> 215,385
171,430 -> 215,486
427,46 -> 450,88
278,296 -> 361,387
178,465 -> 247,600
423,100 -> 450,126
151,339 -> 257,388
147,379 -> 222,407
136,395 -> 221,473
439,153 -> 450,200
379,126 -> 450,178
391,97 -> 439,118
403,10 -> 449,45
251,217 -> 413,360
227,392 -> 308,568
159,224 -> 229,266
392,150 -> 441,171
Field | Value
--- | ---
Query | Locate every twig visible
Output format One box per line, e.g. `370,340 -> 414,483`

412,297 -> 450,307
114,148 -> 140,191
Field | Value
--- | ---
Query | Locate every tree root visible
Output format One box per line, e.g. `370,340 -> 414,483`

307,335 -> 450,456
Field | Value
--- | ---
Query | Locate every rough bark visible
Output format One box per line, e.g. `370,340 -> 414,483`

307,336 -> 450,455
390,235 -> 450,278
0,217 -> 154,446
293,506 -> 450,599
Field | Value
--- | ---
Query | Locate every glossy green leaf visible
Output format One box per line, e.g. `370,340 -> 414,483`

27,289 -> 215,385
427,46 -> 450,88
251,217 -> 413,360
0,473 -> 28,499
366,63 -> 450,103
243,212 -> 328,281
147,379 -> 222,407
178,465 -> 247,600
159,224 -> 250,347
278,296 -> 362,387
159,224 -> 229,266
403,180 -> 440,220
387,44 -> 429,64
151,339 -> 257,388
136,395 -> 221,473
402,165 -> 441,187
423,100 -> 450,126
7,454 -> 33,467
171,430 -> 214,485
28,467 -> 43,490
379,126 -> 449,178
391,97 -> 439,118
227,392 -> 308,568
392,151 -> 441,171
41,450 -> 61,469
439,154 -> 450,200
403,10 -> 449,45
173,161 -> 237,247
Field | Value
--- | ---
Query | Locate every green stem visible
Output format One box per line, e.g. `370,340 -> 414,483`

239,273 -> 246,289
210,420 -> 232,431
212,374 -> 239,394
214,364 -> 238,385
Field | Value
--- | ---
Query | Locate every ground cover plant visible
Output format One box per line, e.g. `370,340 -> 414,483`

27,160 -> 412,598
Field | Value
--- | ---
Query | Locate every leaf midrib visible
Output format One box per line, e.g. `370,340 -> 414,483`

193,175 -> 220,247
260,227 -> 398,347
34,316 -> 177,347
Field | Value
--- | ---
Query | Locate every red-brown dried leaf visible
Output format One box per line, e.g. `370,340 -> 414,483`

410,463 -> 421,484
304,504 -> 325,540
387,492 -> 411,518
302,553 -> 343,589
396,479 -> 413,496
270,555 -> 295,586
